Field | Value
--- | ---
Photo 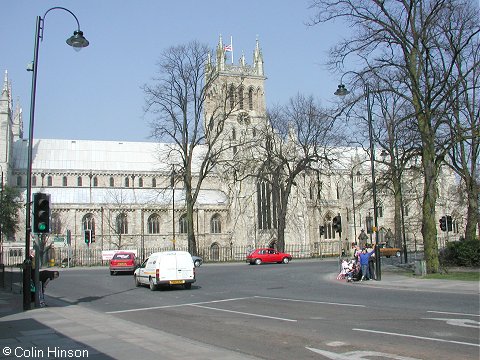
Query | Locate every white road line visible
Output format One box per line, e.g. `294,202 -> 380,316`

189,304 -> 297,322
427,310 -> 480,317
106,296 -> 253,314
353,328 -> 480,348
254,296 -> 366,308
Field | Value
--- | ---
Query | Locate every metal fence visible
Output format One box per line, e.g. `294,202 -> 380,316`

19,242 -> 342,268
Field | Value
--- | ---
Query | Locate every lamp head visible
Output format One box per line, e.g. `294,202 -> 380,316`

334,84 -> 350,96
66,30 -> 89,51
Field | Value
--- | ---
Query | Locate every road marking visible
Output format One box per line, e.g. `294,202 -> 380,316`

188,304 -> 297,322
106,296 -> 253,314
423,317 -> 480,328
427,310 -> 480,317
353,328 -> 480,348
254,296 -> 366,308
306,347 -> 421,359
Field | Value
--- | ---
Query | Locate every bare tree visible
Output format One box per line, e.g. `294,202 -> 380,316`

309,0 -> 480,272
254,94 -> 335,252
445,28 -> 480,241
102,189 -> 136,250
143,41 -> 234,255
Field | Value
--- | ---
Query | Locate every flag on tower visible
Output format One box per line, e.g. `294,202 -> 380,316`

224,36 -> 233,64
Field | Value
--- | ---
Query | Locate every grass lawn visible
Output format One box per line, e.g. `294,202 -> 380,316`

424,271 -> 480,281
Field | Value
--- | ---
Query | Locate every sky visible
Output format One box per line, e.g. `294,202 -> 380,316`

0,0 -> 347,142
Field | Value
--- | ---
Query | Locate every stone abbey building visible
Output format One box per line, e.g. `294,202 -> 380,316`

0,37 -> 460,264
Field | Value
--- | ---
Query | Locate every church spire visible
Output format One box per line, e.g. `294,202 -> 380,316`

1,70 -> 8,97
216,35 -> 225,71
253,37 -> 264,76
1,71 -> 10,114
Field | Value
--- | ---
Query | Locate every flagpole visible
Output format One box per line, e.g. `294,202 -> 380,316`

230,35 -> 234,64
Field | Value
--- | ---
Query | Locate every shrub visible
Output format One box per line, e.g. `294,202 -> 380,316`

441,239 -> 480,267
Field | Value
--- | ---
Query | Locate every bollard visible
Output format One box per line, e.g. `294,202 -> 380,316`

414,259 -> 426,276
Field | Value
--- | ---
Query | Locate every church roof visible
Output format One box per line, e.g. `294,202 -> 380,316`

13,138 -> 226,206
12,138 -> 205,173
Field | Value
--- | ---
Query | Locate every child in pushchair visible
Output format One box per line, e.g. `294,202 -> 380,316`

346,260 -> 362,282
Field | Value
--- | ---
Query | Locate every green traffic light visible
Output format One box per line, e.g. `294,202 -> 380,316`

38,223 -> 46,231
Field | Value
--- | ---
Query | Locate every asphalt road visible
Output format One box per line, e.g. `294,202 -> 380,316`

46,259 -> 479,360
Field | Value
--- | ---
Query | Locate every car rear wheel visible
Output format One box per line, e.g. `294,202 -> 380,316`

194,259 -> 201,267
282,257 -> 290,264
395,251 -> 401,257
255,258 -> 262,265
184,283 -> 192,290
110,270 -> 114,276
149,277 -> 157,291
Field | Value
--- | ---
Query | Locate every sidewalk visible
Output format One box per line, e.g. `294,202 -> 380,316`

331,266 -> 480,295
0,288 -> 258,360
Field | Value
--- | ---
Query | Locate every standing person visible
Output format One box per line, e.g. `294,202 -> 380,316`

357,245 -> 376,281
38,270 -> 59,307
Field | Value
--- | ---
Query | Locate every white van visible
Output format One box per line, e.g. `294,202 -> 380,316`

134,251 -> 196,290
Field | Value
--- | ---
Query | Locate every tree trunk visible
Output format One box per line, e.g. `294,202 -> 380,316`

421,142 -> 440,273
465,175 -> 479,242
393,179 -> 403,249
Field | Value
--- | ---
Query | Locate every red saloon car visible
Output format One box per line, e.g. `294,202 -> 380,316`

109,252 -> 137,275
246,248 -> 292,265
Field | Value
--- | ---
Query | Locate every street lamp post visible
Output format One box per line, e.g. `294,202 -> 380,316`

171,166 -> 176,250
335,77 -> 381,280
23,7 -> 89,311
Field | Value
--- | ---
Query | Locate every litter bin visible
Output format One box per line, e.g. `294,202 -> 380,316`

415,260 -> 426,276
48,259 -> 55,267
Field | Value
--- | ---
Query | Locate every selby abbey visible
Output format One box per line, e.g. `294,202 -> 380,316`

0,36 -> 459,262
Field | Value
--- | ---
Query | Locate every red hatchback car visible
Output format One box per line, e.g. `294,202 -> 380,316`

109,252 -> 137,275
246,248 -> 292,265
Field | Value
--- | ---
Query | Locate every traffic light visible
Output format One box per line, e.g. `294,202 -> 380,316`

332,215 -> 342,233
439,216 -> 446,231
319,225 -> 325,236
32,193 -> 50,234
446,215 -> 453,232
84,229 -> 91,245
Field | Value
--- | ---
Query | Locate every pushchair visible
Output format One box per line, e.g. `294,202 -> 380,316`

346,262 -> 362,282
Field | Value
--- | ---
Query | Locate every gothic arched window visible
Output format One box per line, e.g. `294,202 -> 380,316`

93,177 -> 98,187
116,213 -> 128,234
229,84 -> 235,110
323,216 -> 336,240
256,180 -> 277,230
210,214 -> 221,234
77,176 -> 82,186
109,177 -> 114,187
63,176 -> 68,187
124,177 -> 130,187
32,176 -> 37,187
239,86 -> 244,109
138,177 -> 143,187
47,176 -> 53,186
152,178 -> 156,188
248,87 -> 254,110
83,213 -> 96,239
179,214 -> 188,234
147,214 -> 160,234
51,213 -> 62,234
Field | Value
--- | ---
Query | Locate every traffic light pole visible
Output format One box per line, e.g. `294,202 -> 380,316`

366,84 -> 381,281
